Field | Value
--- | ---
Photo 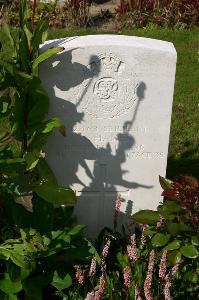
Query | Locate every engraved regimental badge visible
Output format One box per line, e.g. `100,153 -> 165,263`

78,51 -> 138,119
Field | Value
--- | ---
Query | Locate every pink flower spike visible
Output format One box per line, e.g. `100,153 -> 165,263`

114,192 -> 122,228
148,250 -> 155,274
89,255 -> 97,277
102,239 -> 111,259
99,274 -> 106,293
156,215 -> 163,228
144,250 -> 155,300
171,262 -> 180,277
130,233 -> 138,262
141,230 -> 146,247
74,265 -> 84,285
101,239 -> 111,273
159,250 -> 168,279
94,274 -> 106,300
164,280 -> 172,300
127,245 -> 133,260
123,265 -> 131,289
94,291 -> 102,300
86,291 -> 95,300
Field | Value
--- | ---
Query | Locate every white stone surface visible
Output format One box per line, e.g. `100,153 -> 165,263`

40,35 -> 177,237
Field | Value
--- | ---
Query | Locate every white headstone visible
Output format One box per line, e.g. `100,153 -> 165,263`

40,35 -> 177,237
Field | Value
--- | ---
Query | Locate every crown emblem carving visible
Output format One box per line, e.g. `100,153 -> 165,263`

98,52 -> 121,72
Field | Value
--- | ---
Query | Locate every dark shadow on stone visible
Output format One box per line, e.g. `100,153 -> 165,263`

40,46 -> 153,237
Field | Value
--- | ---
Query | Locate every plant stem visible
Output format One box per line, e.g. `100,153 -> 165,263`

19,0 -> 22,28
32,0 -> 37,31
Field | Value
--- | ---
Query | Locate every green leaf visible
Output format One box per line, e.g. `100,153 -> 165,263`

34,184 -> 76,205
37,158 -> 57,185
0,274 -> 22,295
168,250 -> 182,266
151,233 -> 170,247
7,263 -> 21,282
21,0 -> 27,24
51,271 -> 72,291
0,100 -> 10,116
117,252 -> 129,269
25,150 -> 44,171
0,158 -> 25,172
0,247 -> 11,259
32,47 -> 64,71
20,268 -> 31,281
164,240 -> 181,251
11,92 -> 24,141
163,200 -> 181,213
86,240 -> 100,264
132,210 -> 160,225
167,223 -> 192,236
24,25 -> 32,48
2,24 -> 15,49
27,77 -> 49,128
23,278 -> 42,300
10,252 -> 28,269
143,228 -> 156,238
184,271 -> 198,283
37,118 -> 65,134
67,225 -> 85,236
180,245 -> 199,259
31,20 -> 48,57
25,152 -> 39,171
15,71 -> 32,88
28,133 -> 47,152
159,176 -> 172,189
19,30 -> 30,72
7,295 -> 18,300
191,236 -> 199,246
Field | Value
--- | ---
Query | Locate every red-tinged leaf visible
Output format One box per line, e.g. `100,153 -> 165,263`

172,182 -> 182,189
177,174 -> 199,188
161,189 -> 177,199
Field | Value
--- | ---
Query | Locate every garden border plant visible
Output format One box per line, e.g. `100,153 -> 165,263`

0,0 -> 99,299
54,175 -> 199,299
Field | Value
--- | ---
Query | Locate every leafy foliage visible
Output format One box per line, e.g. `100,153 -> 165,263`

131,174 -> 199,299
0,0 -> 75,212
49,175 -> 198,299
0,1 -> 98,299
1,0 -> 92,29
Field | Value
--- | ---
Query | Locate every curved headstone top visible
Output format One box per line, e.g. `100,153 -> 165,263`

40,35 -> 177,237
41,34 -> 176,54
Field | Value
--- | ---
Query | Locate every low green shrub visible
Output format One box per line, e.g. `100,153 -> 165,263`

0,1 -> 97,299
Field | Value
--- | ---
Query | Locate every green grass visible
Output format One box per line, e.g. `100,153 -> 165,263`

0,27 -> 199,178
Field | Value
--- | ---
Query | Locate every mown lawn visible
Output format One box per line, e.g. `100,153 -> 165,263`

0,27 -> 199,178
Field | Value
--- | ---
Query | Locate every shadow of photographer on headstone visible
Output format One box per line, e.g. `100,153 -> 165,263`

41,48 -> 153,234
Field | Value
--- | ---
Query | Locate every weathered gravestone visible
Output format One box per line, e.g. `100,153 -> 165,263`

40,35 -> 177,237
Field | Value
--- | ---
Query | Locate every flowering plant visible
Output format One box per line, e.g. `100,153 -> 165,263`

68,175 -> 198,299
132,174 -> 199,299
